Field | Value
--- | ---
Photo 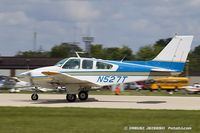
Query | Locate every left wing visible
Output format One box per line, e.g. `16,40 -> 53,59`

42,71 -> 99,86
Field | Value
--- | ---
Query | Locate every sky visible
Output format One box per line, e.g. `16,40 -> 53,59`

0,0 -> 200,56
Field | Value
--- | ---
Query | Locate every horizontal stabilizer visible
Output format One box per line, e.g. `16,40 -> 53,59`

151,68 -> 176,72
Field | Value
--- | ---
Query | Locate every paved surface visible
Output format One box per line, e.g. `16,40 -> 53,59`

0,93 -> 200,110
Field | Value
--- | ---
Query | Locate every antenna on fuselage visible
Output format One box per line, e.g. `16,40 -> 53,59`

120,55 -> 127,62
75,51 -> 86,58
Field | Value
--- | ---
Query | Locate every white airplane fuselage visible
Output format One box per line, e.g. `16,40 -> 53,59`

25,59 -> 151,88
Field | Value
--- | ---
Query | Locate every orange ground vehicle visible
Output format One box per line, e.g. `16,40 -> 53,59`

144,77 -> 189,91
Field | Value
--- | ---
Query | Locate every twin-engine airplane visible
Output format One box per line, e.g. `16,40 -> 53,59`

20,35 -> 193,102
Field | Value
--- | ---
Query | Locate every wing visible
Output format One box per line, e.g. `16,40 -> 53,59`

42,71 -> 99,86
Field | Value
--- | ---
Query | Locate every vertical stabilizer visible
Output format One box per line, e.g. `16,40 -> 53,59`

153,36 -> 193,63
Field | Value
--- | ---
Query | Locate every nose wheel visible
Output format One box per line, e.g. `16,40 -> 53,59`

31,93 -> 39,101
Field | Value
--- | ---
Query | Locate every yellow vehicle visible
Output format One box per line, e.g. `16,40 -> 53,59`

145,77 -> 189,91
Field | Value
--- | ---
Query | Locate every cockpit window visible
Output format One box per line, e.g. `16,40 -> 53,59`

96,62 -> 113,69
55,58 -> 68,67
82,60 -> 93,69
62,59 -> 80,69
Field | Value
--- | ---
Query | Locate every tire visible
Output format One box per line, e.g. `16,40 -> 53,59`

31,93 -> 38,101
78,91 -> 88,101
66,94 -> 77,102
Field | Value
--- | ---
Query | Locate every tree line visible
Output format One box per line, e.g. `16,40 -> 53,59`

16,37 -> 200,73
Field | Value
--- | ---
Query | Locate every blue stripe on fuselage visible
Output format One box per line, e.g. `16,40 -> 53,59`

107,60 -> 185,72
124,61 -> 185,72
32,76 -> 48,78
107,60 -> 154,72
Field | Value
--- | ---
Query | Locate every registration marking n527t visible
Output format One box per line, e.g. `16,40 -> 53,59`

97,76 -> 128,83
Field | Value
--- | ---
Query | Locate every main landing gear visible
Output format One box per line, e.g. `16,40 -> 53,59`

66,94 -> 77,102
30,91 -> 89,102
78,91 -> 88,101
66,91 -> 88,102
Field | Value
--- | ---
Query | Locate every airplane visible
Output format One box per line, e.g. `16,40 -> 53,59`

19,35 -> 193,102
0,75 -> 32,92
181,83 -> 200,94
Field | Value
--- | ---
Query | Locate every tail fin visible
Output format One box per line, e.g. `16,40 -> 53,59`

153,36 -> 193,63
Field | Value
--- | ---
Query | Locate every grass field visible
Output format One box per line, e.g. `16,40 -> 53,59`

0,107 -> 199,133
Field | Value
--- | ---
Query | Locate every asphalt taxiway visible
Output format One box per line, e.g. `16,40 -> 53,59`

0,94 -> 200,110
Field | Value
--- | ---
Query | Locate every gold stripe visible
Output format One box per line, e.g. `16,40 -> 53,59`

42,71 -> 59,76
32,78 -> 52,81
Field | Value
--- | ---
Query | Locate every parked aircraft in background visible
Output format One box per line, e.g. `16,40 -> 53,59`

0,75 -> 7,88
0,76 -> 31,92
19,35 -> 193,102
0,75 -> 67,93
182,83 -> 200,94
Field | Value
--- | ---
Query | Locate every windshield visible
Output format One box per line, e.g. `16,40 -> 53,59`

62,59 -> 80,69
55,58 -> 68,67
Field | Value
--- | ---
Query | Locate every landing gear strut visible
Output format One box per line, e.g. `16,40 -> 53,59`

31,93 -> 38,101
78,91 -> 88,101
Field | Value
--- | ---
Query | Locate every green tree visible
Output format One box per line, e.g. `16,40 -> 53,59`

136,38 -> 172,60
136,46 -> 154,60
91,44 -> 105,59
91,45 -> 135,60
50,43 -> 82,58
120,46 -> 135,60
188,45 -> 200,74
192,45 -> 200,56
104,47 -> 121,60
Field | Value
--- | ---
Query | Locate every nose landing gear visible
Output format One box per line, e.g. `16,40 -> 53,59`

31,93 -> 38,101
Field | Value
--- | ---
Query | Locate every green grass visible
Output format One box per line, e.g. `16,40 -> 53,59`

0,107 -> 199,133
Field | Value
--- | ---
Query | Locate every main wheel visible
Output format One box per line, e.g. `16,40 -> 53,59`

66,94 -> 77,102
31,93 -> 38,101
78,91 -> 88,101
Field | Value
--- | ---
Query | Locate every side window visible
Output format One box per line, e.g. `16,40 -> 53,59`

96,62 -> 113,69
82,60 -> 93,69
62,59 -> 80,69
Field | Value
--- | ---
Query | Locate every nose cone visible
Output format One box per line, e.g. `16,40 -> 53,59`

18,71 -> 31,77
18,66 -> 61,77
